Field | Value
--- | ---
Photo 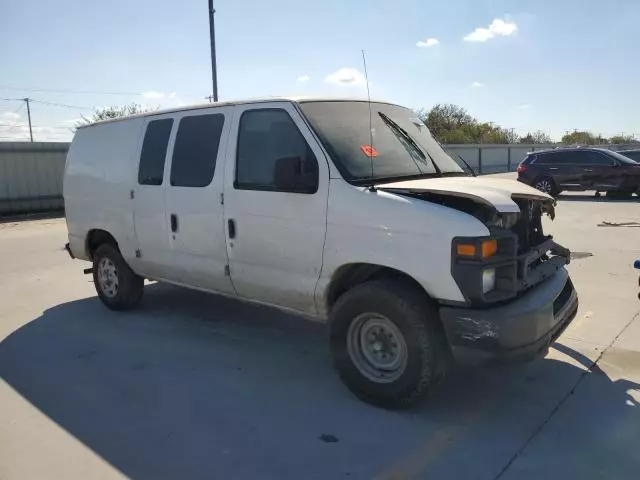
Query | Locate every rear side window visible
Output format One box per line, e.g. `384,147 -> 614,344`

138,119 -> 174,185
540,152 -> 575,164
170,113 -> 225,187
581,151 -> 614,166
522,154 -> 537,164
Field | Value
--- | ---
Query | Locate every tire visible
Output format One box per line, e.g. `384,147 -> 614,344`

329,280 -> 449,409
533,176 -> 557,196
606,189 -> 633,199
92,243 -> 144,310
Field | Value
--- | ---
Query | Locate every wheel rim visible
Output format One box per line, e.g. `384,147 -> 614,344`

97,257 -> 119,298
347,313 -> 408,384
535,179 -> 553,194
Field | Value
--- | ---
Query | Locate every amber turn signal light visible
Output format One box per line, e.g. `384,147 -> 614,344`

456,239 -> 497,258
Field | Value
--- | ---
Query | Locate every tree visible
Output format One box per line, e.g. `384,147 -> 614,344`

561,131 -> 598,145
419,104 -> 476,143
418,104 -> 519,144
519,130 -> 553,144
77,102 -> 158,128
609,134 -> 638,145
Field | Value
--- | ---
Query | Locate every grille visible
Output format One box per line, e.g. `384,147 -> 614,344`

511,199 -> 546,253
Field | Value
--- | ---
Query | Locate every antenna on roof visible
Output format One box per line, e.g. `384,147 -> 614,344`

361,50 -> 375,191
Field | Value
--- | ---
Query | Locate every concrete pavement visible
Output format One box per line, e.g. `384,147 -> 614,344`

0,193 -> 639,479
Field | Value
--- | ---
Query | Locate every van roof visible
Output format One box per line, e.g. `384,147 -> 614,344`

77,96 -> 398,129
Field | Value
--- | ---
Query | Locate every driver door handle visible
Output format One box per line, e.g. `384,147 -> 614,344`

228,219 -> 236,239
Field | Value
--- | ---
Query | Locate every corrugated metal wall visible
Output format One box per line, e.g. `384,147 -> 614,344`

445,144 -> 557,174
0,142 -> 69,214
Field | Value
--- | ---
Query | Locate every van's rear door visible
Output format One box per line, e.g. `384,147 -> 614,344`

163,106 -> 236,294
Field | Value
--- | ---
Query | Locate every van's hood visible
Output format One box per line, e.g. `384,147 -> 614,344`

377,176 -> 554,214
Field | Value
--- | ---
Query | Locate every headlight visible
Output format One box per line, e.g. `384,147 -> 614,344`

482,268 -> 496,293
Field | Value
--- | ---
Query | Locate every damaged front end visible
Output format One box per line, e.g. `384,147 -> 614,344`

394,190 -> 571,306
382,183 -> 579,361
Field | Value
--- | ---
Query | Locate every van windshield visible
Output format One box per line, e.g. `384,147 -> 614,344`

298,101 -> 466,184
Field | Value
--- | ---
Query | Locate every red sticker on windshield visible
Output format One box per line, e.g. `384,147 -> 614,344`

361,144 -> 378,157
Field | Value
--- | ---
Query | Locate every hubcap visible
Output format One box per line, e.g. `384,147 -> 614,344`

97,257 -> 119,298
535,179 -> 553,194
347,313 -> 408,383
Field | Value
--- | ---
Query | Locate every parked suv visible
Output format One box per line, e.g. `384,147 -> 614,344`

64,97 -> 578,409
517,147 -> 640,197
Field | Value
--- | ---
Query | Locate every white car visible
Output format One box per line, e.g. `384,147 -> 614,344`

64,97 -> 578,408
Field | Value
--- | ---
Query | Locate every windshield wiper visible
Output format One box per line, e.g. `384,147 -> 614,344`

378,112 -> 442,176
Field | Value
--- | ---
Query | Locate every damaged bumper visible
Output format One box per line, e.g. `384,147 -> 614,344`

439,267 -> 578,364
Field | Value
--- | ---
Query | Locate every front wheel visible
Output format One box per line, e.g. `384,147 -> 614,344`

330,280 -> 448,409
92,244 -> 144,310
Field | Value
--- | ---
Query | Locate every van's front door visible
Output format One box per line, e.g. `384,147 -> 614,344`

163,107 -> 236,294
223,102 -> 329,314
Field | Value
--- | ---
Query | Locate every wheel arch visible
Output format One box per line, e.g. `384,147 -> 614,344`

325,263 -> 435,314
86,229 -> 120,259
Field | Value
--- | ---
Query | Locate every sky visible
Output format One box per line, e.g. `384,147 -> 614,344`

1,0 -> 639,142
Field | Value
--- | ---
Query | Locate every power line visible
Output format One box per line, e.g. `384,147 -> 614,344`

0,85 -> 141,96
29,99 -> 92,110
0,124 -> 73,129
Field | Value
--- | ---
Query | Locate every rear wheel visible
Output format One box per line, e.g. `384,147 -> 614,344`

533,176 -> 557,196
606,189 -> 634,199
92,244 -> 144,310
330,280 -> 449,409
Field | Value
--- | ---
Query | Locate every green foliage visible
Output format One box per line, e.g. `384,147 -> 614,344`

609,134 -> 637,145
560,131 -> 601,145
519,130 -> 553,144
418,104 -> 529,144
77,103 -> 158,128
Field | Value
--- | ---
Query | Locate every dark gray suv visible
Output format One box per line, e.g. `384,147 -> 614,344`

517,147 -> 640,197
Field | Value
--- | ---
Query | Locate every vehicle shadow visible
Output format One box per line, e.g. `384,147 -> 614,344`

1,283 -> 638,479
558,193 -> 639,203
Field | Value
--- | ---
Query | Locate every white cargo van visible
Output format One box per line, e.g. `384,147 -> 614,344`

64,97 -> 578,408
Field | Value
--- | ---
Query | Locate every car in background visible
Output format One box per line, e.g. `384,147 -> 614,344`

517,147 -> 640,197
618,149 -> 640,163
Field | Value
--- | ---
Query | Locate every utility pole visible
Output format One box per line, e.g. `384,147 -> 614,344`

24,98 -> 33,142
208,0 -> 219,102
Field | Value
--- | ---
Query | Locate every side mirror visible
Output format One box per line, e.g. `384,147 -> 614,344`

273,156 -> 317,193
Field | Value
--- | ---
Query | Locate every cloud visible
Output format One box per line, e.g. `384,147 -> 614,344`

416,38 -> 439,48
1,112 -> 21,121
325,68 -> 367,87
0,117 -> 72,142
471,81 -> 485,88
297,74 -> 310,83
464,18 -> 518,42
141,91 -> 176,99
518,104 -> 531,109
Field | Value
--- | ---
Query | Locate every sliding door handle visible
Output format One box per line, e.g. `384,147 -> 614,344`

170,214 -> 178,232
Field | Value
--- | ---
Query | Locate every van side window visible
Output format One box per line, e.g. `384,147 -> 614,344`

235,109 -> 319,192
138,119 -> 174,185
170,113 -> 225,187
